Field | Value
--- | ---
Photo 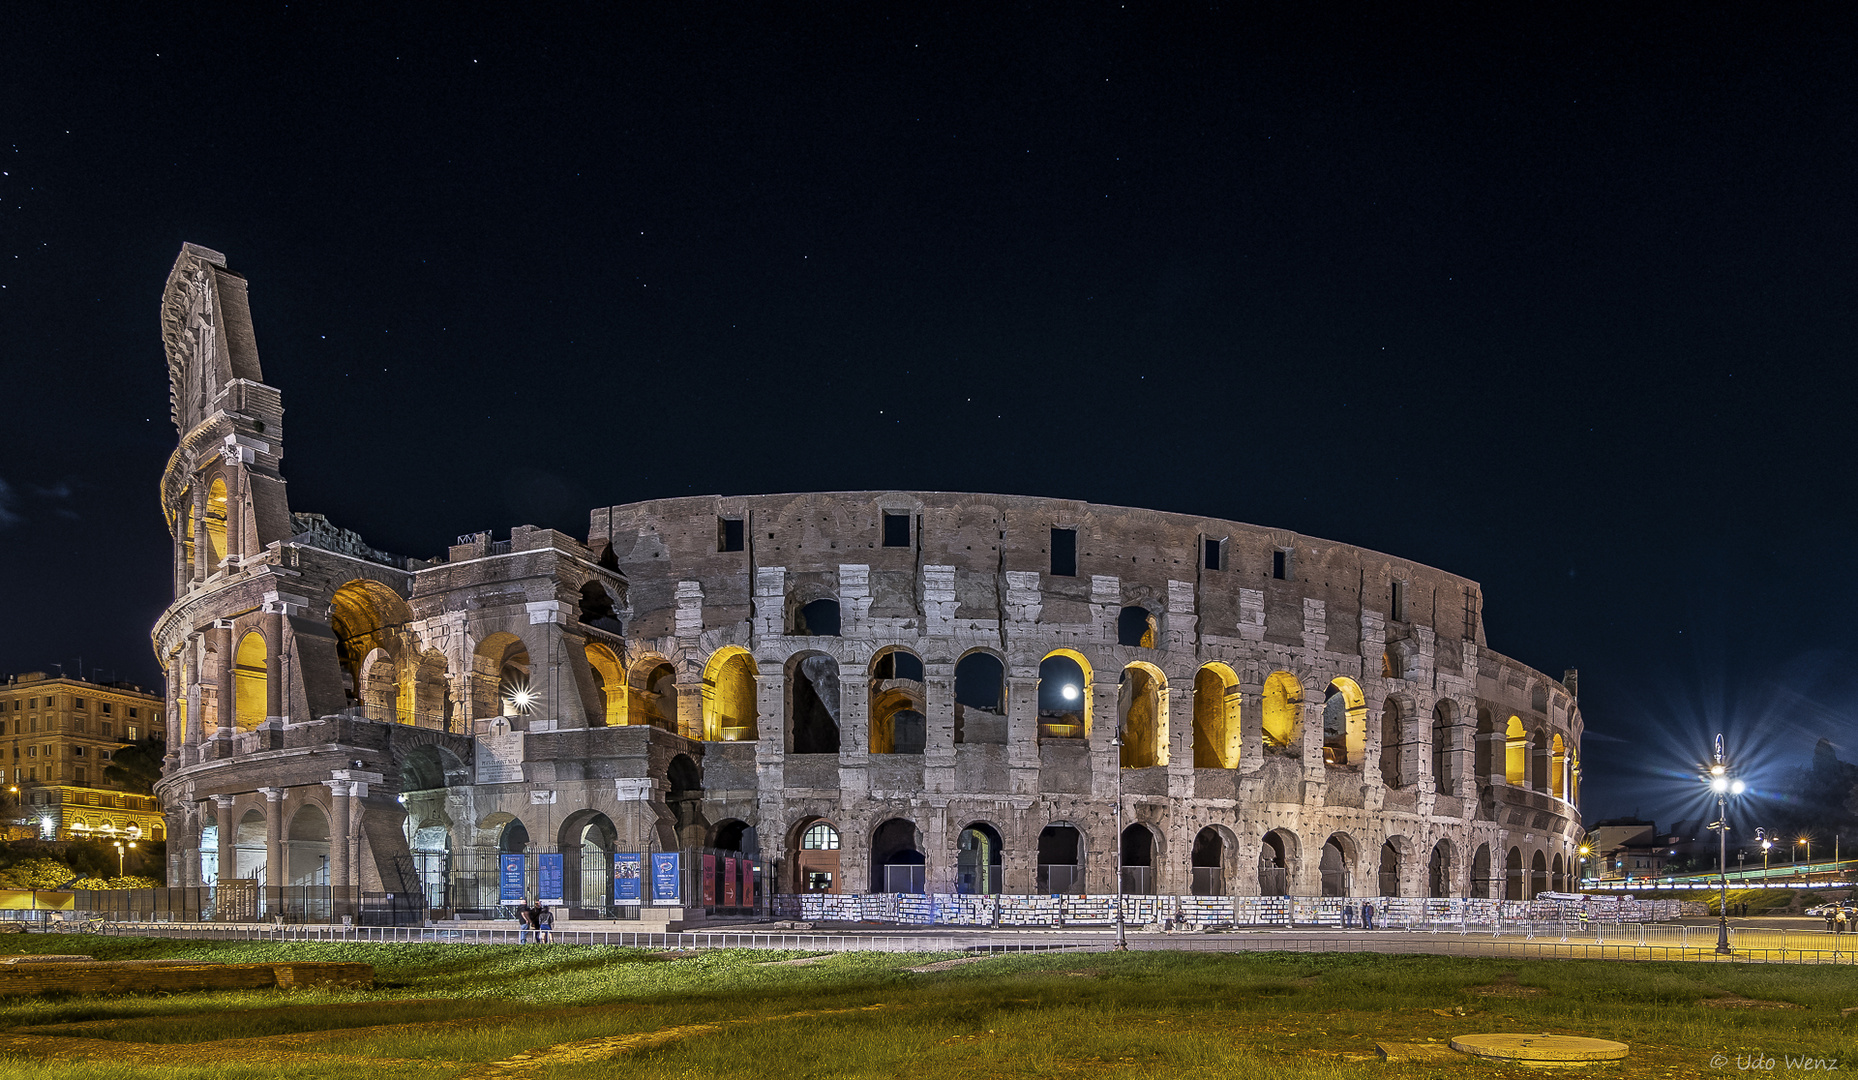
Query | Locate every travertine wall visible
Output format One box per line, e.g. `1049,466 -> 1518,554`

151,245 -> 1584,908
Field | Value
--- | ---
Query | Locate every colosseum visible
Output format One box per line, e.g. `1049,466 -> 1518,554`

152,243 -> 1584,923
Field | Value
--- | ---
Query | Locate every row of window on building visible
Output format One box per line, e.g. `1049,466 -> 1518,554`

4,696 -> 141,716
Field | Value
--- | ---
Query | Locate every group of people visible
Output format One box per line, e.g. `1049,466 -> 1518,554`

1338,901 -> 1378,929
515,901 -> 556,943
1826,908 -> 1853,933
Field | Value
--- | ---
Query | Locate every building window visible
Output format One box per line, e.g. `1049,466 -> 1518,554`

128,707 -> 137,719
802,823 -> 841,850
75,698 -> 85,710
1203,537 -> 1225,571
1050,528 -> 1078,577
882,512 -> 911,548
74,767 -> 86,785
1272,549 -> 1289,580
100,750 -> 111,761
101,702 -> 111,714
717,517 -> 745,553
127,725 -> 139,741
1391,580 -> 1407,622
72,746 -> 85,757
100,722 -> 111,738
26,747 -> 35,758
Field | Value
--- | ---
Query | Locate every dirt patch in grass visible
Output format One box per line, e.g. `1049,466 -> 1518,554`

1701,995 -> 1804,1010
1465,973 -> 1543,997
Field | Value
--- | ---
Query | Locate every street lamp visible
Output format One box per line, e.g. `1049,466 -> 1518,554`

1703,738 -> 1746,956
1578,845 -> 1591,888
113,840 -> 137,877
1798,837 -> 1812,874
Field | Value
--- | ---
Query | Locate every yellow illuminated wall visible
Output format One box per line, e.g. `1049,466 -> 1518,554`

233,631 -> 267,730
1505,715 -> 1527,785
1192,663 -> 1240,769
1262,671 -> 1302,749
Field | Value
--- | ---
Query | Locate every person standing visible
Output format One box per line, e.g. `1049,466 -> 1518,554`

516,901 -> 534,944
1362,901 -> 1376,930
536,903 -> 554,943
1837,909 -> 1848,935
1341,902 -> 1356,929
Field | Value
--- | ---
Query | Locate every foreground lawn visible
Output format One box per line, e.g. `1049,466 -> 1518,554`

0,934 -> 1853,1077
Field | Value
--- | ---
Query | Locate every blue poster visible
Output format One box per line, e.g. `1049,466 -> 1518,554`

614,853 -> 642,903
499,853 -> 527,902
538,853 -> 565,904
651,852 -> 681,905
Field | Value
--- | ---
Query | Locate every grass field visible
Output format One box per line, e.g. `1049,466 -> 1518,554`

1,934 -> 1854,1078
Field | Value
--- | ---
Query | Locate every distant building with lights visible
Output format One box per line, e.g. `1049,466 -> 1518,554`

0,672 -> 166,843
152,244 -> 1585,916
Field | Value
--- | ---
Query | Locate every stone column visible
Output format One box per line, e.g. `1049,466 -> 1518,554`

213,623 -> 235,740
264,611 -> 285,722
327,781 -> 351,891
838,671 -> 870,801
1005,672 -> 1039,797
1479,728 -> 1506,786
214,796 -> 235,884
261,788 -> 285,900
1238,680 -> 1265,773
922,663 -> 955,795
192,483 -> 209,583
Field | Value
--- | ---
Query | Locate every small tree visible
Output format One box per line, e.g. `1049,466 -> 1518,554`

0,857 -> 77,889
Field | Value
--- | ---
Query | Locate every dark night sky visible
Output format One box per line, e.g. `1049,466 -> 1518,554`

2,6 -> 1853,825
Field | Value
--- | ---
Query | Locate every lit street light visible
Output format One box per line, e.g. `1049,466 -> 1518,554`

1702,736 -> 1745,956
113,840 -> 137,878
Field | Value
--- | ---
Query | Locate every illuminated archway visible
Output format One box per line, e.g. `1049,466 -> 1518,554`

1037,649 -> 1092,740
629,659 -> 680,733
1505,716 -> 1527,785
1118,662 -> 1167,768
233,630 -> 268,730
1550,733 -> 1567,798
584,642 -> 624,727
1262,671 -> 1302,750
869,647 -> 926,754
1322,677 -> 1366,767
1192,663 -> 1240,769
204,476 -> 229,566
701,646 -> 758,741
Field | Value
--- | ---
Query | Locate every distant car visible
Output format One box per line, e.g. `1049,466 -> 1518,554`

1806,903 -> 1857,918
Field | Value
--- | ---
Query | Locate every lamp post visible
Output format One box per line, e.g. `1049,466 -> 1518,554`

113,840 -> 136,878
1578,845 -> 1590,889
1799,837 -> 1812,877
1110,727 -> 1127,951
1704,735 -> 1745,956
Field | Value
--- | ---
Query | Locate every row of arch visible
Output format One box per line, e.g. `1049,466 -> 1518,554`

782,814 -> 1574,900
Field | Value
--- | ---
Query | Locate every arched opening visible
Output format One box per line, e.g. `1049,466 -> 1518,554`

1259,831 -> 1292,897
330,580 -> 413,714
1262,671 -> 1302,751
1322,678 -> 1366,767
630,660 -> 680,733
795,819 -> 840,893
233,808 -> 267,881
1037,651 -> 1090,740
1118,663 -> 1166,768
411,650 -> 451,730
1551,852 -> 1565,892
1117,606 -> 1158,648
1037,823 -> 1084,894
712,820 -> 759,912
358,648 -> 399,722
701,647 -> 759,741
1505,847 -> 1525,900
286,803 -> 330,888
408,822 -> 451,912
399,744 -> 465,793
870,648 -> 926,754
788,653 -> 841,754
560,811 -> 618,914
1428,840 -> 1453,898
1319,834 -> 1352,897
956,823 -> 1003,895
1475,708 -> 1495,779
953,651 -> 1007,745
1472,843 -> 1492,899
1530,850 -> 1549,898
578,580 -> 623,635
204,476 -> 229,566
1380,699 -> 1404,787
584,642 -> 624,727
1550,733 -> 1567,798
1431,701 -> 1457,790
1378,840 -> 1402,897
1120,823 -> 1155,894
871,818 -> 925,894
795,598 -> 841,636
1192,663 -> 1240,769
667,753 -> 702,845
1505,716 -> 1527,785
233,630 -> 268,730
499,818 -> 530,854
1191,827 -> 1225,896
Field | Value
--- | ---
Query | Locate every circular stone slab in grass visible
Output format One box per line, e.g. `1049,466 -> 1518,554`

1450,1033 -> 1629,1065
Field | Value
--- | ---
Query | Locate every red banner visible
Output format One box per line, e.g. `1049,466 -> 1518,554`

701,854 -> 717,905
723,857 -> 738,906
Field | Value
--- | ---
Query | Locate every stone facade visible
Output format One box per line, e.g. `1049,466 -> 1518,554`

152,245 -> 1584,911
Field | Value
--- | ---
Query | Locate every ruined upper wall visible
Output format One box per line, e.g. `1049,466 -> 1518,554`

588,491 -> 1489,653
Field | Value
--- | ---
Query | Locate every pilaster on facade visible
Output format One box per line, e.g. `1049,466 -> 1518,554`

1301,598 -> 1328,653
